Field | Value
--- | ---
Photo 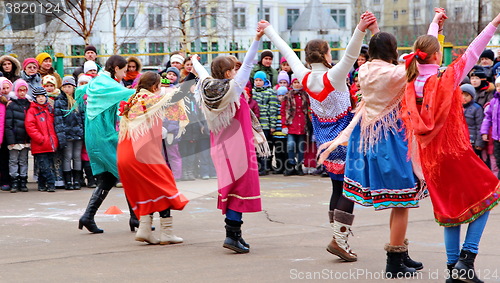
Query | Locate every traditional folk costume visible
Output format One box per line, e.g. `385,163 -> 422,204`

401,23 -> 500,227
401,22 -> 500,281
77,71 -> 136,234
117,88 -> 189,217
192,39 -> 269,253
263,24 -> 368,262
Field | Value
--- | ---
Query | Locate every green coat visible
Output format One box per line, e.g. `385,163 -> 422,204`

78,72 -> 135,178
250,64 -> 279,86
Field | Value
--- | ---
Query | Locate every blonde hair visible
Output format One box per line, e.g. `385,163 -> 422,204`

406,35 -> 440,82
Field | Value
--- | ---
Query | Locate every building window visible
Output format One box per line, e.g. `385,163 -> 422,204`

148,7 -> 162,29
120,43 -> 137,54
211,42 -> 218,59
200,42 -> 208,63
402,9 -> 407,14
330,9 -> 346,28
330,42 -> 339,61
454,7 -> 463,19
287,9 -> 300,29
121,7 -> 135,29
257,7 -> 270,22
374,0 -> 380,4
71,45 -> 85,66
149,42 -> 164,66
413,9 -> 420,19
262,41 -> 271,50
210,8 -> 217,27
374,11 -> 381,19
393,10 -> 398,19
233,7 -> 246,29
200,7 -> 207,27
291,42 -> 301,59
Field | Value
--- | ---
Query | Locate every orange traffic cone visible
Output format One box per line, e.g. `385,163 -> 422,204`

104,205 -> 123,215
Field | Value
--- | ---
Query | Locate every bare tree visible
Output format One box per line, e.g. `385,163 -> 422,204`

110,0 -> 134,54
35,0 -> 105,45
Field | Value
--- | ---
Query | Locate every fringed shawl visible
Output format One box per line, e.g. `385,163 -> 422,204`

119,88 -> 178,143
401,58 -> 470,175
198,77 -> 270,157
357,60 -> 406,152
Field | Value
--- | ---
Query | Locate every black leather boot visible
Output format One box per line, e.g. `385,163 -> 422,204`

446,263 -> 462,283
403,239 -> 423,270
72,170 -> 82,190
19,176 -> 28,192
223,219 -> 249,253
63,171 -> 74,190
453,250 -> 483,283
78,174 -> 115,233
385,244 -> 417,279
127,200 -> 154,232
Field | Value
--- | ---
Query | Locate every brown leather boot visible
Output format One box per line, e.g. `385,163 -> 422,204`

326,209 -> 357,262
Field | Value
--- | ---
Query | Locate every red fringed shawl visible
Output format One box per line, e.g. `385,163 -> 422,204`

401,58 -> 500,226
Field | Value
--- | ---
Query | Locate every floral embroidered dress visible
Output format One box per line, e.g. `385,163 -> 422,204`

401,23 -> 500,226
263,25 -> 367,180
117,88 -> 189,217
192,40 -> 268,214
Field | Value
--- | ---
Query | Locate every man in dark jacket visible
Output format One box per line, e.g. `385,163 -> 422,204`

72,45 -> 102,81
250,49 -> 278,86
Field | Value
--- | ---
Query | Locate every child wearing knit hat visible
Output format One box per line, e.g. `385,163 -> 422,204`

461,84 -> 485,155
84,61 -> 98,76
42,75 -> 61,107
276,71 -> 290,89
25,85 -> 58,192
481,76 -> 500,179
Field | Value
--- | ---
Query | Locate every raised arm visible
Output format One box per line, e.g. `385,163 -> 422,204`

457,13 -> 500,85
191,56 -> 209,81
233,38 -> 260,89
327,12 -> 375,88
259,21 -> 309,81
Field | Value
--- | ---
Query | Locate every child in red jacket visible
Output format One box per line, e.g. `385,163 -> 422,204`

25,88 -> 58,192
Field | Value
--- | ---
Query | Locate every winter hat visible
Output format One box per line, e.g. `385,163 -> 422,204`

280,57 -> 287,64
35,52 -> 51,66
42,75 -> 57,86
62,76 -> 76,87
290,74 -> 298,83
461,76 -> 471,85
0,77 -> 13,89
460,84 -> 476,100
495,76 -> 500,86
469,68 -> 487,80
277,86 -> 288,96
84,61 -> 98,73
166,66 -> 180,78
277,71 -> 290,84
84,45 -> 97,54
78,74 -> 92,85
480,49 -> 495,62
32,86 -> 47,97
260,49 -> 273,61
22,58 -> 39,70
14,79 -> 28,96
253,71 -> 268,82
170,54 -> 184,65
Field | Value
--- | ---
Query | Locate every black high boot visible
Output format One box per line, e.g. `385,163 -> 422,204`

296,163 -> 304,176
63,171 -> 74,190
128,200 -> 139,232
78,174 -> 114,233
19,176 -> 28,192
385,244 -> 417,279
223,219 -> 249,253
283,161 -> 297,176
403,239 -> 423,270
72,170 -> 82,190
446,264 -> 461,283
453,250 -> 483,283
10,176 -> 19,193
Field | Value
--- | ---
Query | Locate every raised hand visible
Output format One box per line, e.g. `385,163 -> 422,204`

256,26 -> 265,41
358,11 -> 376,32
258,20 -> 271,31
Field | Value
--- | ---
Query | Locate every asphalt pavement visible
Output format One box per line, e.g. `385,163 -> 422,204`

0,174 -> 499,283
